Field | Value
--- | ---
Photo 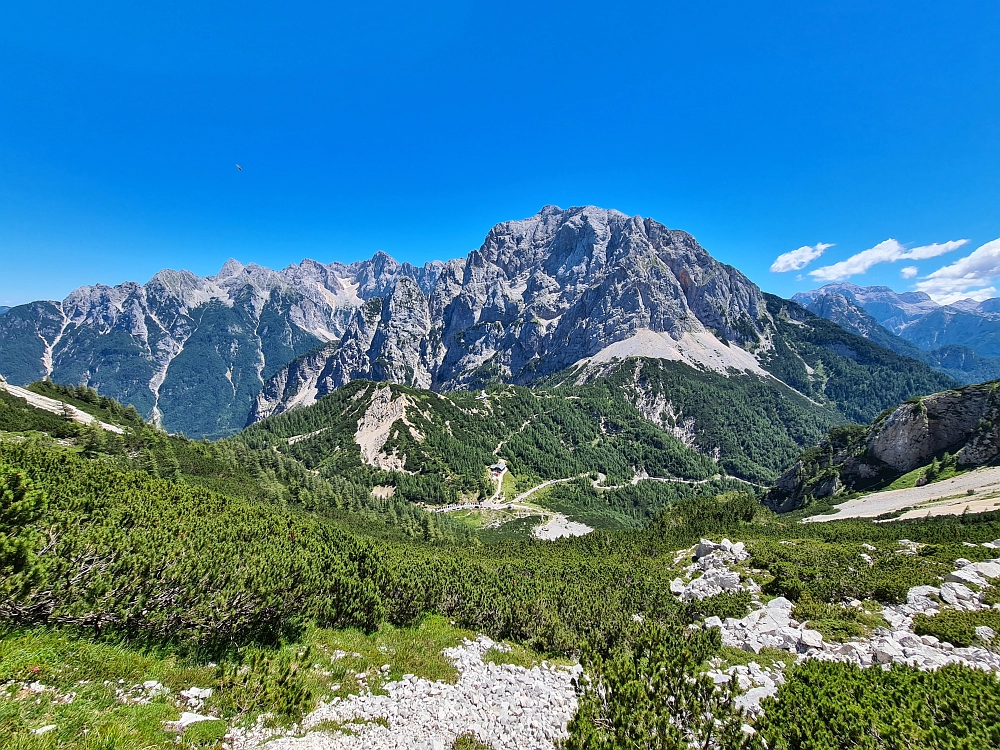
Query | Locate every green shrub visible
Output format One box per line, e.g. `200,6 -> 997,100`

561,621 -> 760,749
912,609 -> 1000,648
685,591 -> 752,622
757,660 -> 1000,749
452,733 -> 494,750
214,647 -> 313,724
791,596 -> 885,641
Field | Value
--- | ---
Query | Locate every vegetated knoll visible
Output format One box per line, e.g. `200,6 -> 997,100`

237,378 -> 726,509
544,357 -> 842,485
766,379 -> 1000,513
0,381 -> 472,544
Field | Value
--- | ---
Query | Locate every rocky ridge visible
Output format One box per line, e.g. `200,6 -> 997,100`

766,378 -> 1000,512
0,255 -> 441,437
796,283 -> 1000,383
1,207 -> 956,440
252,205 -> 775,421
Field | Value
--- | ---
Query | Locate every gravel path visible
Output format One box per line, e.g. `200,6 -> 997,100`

802,466 -> 1000,522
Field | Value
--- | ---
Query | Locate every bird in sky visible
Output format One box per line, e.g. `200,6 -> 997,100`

235,164 -> 242,171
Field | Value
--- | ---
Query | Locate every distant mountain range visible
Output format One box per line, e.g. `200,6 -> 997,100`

0,307 -> 9,316
0,206 -> 955,441
793,283 -> 1000,384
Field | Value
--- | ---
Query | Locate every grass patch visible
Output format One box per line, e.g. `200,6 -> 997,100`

0,628 -> 215,749
715,646 -> 797,671
500,470 -> 517,500
481,644 -> 574,671
0,615 -> 479,748
182,718 -> 227,746
884,456 -> 970,492
453,732 -> 495,750
301,614 -> 476,701
791,597 -> 886,642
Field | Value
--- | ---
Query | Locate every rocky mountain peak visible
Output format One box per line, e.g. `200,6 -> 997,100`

0,205 -> 879,436
214,258 -> 245,280
252,205 -> 776,419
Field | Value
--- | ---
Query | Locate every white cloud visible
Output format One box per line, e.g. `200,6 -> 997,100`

914,238 -> 1000,304
808,238 -> 968,282
900,266 -> 919,279
770,243 -> 833,273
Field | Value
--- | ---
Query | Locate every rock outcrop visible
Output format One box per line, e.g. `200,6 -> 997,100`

766,380 -> 1000,512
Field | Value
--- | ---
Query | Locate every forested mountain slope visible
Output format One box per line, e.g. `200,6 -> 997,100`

238,379 -> 725,503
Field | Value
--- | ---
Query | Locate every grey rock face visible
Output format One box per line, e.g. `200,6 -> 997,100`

868,387 -> 993,472
767,379 -> 1000,510
0,254 -> 440,437
259,206 -> 775,417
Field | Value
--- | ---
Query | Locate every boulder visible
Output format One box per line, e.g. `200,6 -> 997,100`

695,539 -> 721,560
800,629 -> 824,649
946,569 -> 987,588
940,582 -> 975,606
976,626 -> 996,643
969,561 -> 1000,579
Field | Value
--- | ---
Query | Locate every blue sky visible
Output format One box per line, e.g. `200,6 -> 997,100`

1,1 -> 998,307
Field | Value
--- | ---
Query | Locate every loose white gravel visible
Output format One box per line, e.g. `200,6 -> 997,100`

230,636 -> 580,750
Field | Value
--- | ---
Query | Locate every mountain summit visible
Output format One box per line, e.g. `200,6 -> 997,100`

0,207 -> 953,437
252,205 -> 774,421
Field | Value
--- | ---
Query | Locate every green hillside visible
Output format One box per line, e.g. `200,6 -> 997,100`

5,380 -> 1000,749
3,428 -> 1000,748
